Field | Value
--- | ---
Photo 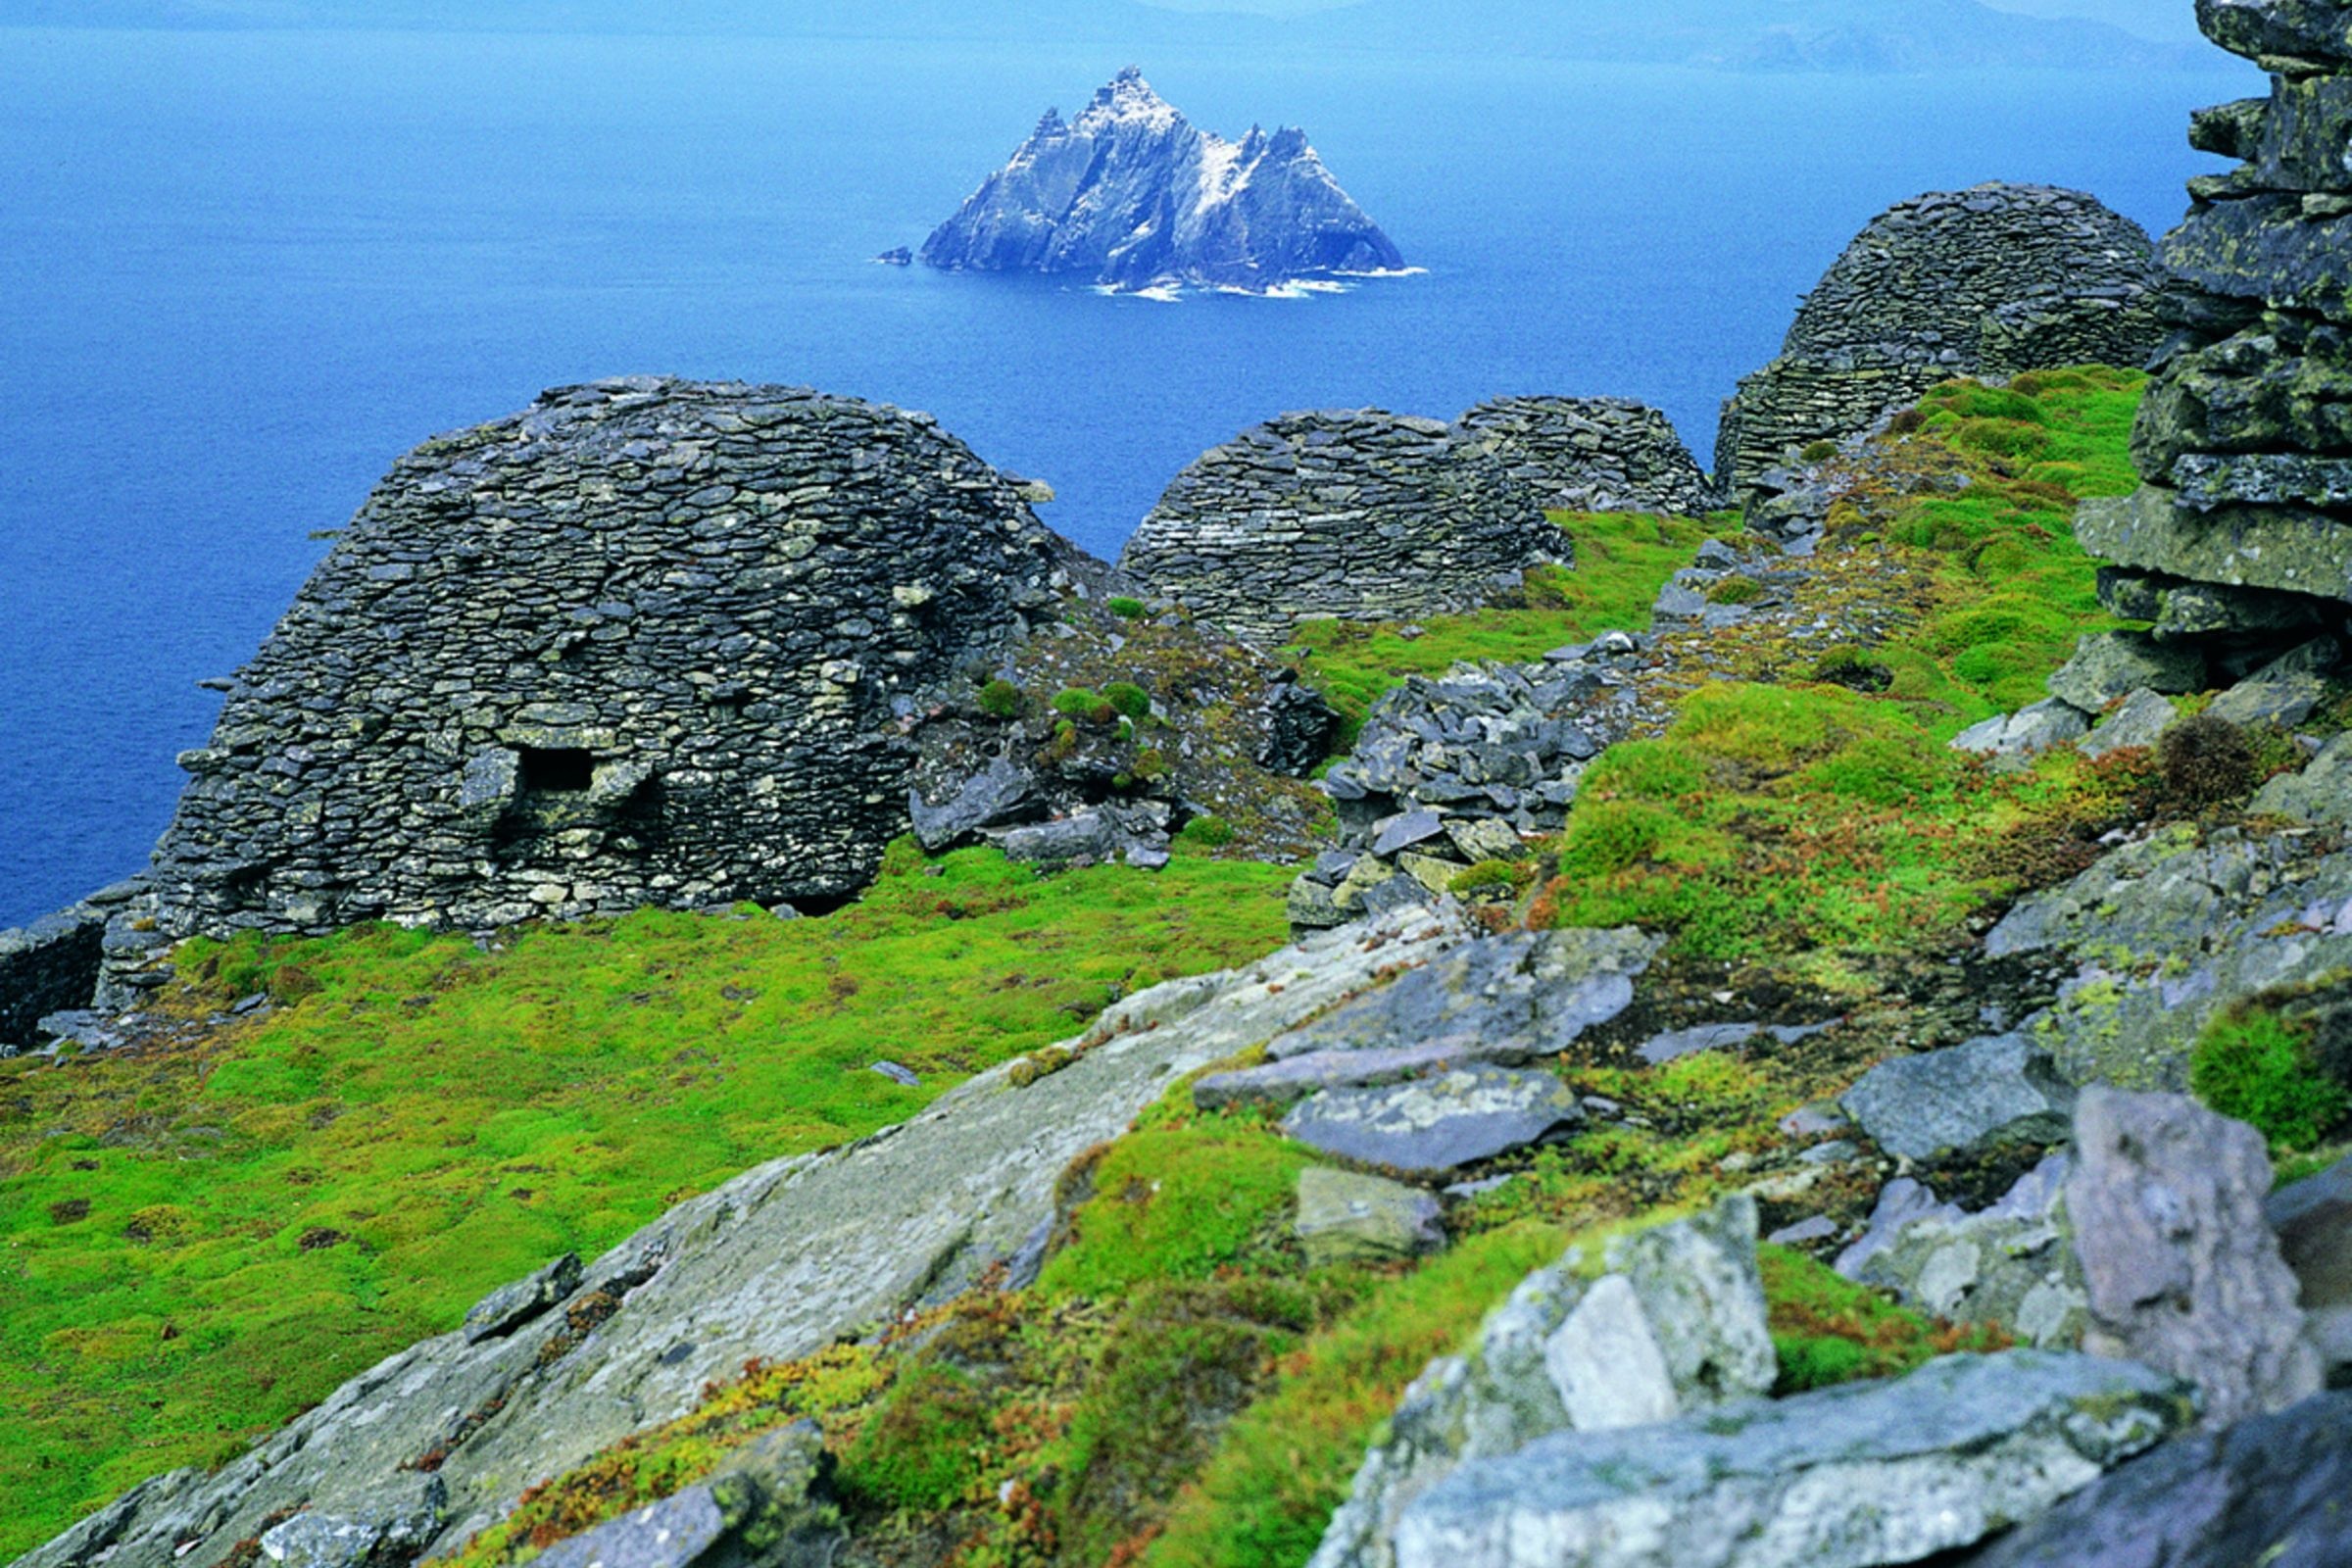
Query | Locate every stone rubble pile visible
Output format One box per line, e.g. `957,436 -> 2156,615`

2072,5 -> 2352,705
1717,182 -> 2166,496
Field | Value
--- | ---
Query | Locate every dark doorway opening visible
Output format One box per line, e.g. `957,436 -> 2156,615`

519,748 -> 595,793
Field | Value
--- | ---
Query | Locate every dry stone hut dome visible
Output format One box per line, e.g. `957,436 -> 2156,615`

1116,410 -> 1565,644
1457,396 -> 1722,516
141,377 -> 1070,942
1716,182 -> 2167,493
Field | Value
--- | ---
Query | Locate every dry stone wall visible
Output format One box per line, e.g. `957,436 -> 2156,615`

1456,397 -> 1723,516
2077,5 -> 2352,682
1119,411 -> 1563,644
1120,398 -> 1717,644
134,377 -> 1073,952
0,903 -> 106,1049
1717,183 -> 2166,493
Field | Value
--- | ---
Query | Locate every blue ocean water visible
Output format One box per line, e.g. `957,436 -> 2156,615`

0,25 -> 2251,927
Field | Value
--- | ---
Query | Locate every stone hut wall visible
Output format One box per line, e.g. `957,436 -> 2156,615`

0,904 -> 105,1048
137,378 -> 1071,947
1117,411 -> 1564,644
1716,183 -> 2166,493
2075,9 -> 2352,680
1456,397 -> 1722,516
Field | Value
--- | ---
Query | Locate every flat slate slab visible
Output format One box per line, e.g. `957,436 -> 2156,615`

1282,1064 -> 1584,1175
1841,1033 -> 2074,1161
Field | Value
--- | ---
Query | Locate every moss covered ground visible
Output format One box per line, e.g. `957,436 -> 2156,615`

1532,368 -> 2158,968
0,847 -> 1294,1558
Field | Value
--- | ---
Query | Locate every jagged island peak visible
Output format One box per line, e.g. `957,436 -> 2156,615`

918,66 -> 1407,296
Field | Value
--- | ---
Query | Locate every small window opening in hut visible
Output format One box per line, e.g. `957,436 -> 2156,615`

519,748 -> 595,793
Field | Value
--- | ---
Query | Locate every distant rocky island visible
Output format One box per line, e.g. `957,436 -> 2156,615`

917,67 -> 1405,296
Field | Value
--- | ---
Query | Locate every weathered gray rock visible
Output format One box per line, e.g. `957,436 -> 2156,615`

2206,635 -> 2340,728
2046,632 -> 2208,711
2266,1152 -> 2352,1376
1119,410 -> 1561,644
1717,183 -> 2164,494
2077,687 -> 2180,758
120,379 -> 1076,972
919,69 -> 1402,294
1393,1351 -> 2189,1568
2068,1088 -> 2325,1427
256,1478 -> 444,1568
1837,1157 -> 2089,1348
1296,1167 -> 1447,1267
908,756 -> 1043,852
531,1423 -> 838,1568
1985,825 -> 2352,1089
1842,1034 -> 2076,1162
1953,1389 -> 2352,1568
22,907 -> 1472,1568
1283,1065 -> 1585,1176
998,802 -> 1170,866
1308,1199 -> 1772,1568
1952,699 -> 2092,760
2250,731 -> 2352,821
462,1251 -> 582,1345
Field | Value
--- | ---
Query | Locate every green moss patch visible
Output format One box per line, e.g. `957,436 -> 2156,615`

0,849 -> 1292,1559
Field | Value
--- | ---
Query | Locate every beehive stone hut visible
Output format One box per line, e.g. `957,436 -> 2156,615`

2076,7 -> 2352,682
134,377 -> 1072,947
1457,396 -> 1722,516
1716,182 -> 2168,494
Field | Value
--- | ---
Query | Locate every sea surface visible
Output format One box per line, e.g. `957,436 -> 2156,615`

0,24 -> 2253,927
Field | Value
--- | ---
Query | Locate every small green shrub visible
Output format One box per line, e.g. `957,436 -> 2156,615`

1799,440 -> 1839,464
1453,860 -> 1532,895
1177,815 -> 1237,849
1053,688 -> 1117,726
837,1361 -> 995,1510
1706,575 -> 1765,606
1105,681 -> 1152,720
2190,1005 -> 2351,1152
977,679 -> 1024,719
1107,596 -> 1149,620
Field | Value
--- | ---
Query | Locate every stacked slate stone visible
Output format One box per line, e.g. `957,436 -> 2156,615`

120,378 -> 1074,980
2074,1 -> 2352,690
1455,397 -> 1723,516
1717,182 -> 2167,496
1118,411 -> 1565,645
1290,633 -> 1649,928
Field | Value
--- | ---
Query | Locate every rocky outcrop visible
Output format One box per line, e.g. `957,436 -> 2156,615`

1391,1350 -> 2187,1568
1117,411 -> 1564,644
1836,1156 -> 2088,1349
2075,8 -> 2352,689
124,378 -> 1074,968
1456,398 -> 1722,516
1985,822 -> 2352,1091
1309,1199 -> 1776,1568
919,68 -> 1403,294
18,906 -> 1475,1568
1953,1390 -> 2352,1568
2068,1088 -> 2324,1428
1716,183 -> 2165,494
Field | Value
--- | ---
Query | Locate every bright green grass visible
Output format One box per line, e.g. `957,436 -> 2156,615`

1537,368 -> 2154,962
0,847 -> 1293,1559
1287,511 -> 1740,748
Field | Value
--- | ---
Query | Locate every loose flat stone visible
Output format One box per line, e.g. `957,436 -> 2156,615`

1841,1034 -> 2075,1161
1282,1065 -> 1585,1175
1295,1167 -> 1446,1267
462,1252 -> 582,1345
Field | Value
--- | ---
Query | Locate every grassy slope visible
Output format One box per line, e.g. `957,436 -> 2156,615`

0,847 -> 1294,1558
1537,369 -> 2152,967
